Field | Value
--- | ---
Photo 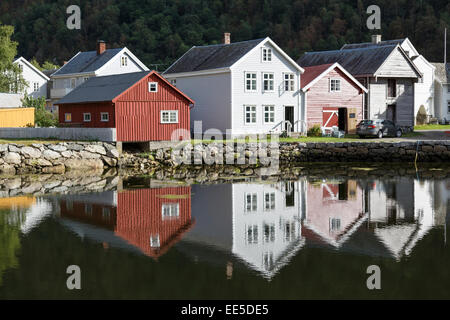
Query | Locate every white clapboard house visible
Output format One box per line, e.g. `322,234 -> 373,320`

163,34 -> 305,137
13,56 -> 50,99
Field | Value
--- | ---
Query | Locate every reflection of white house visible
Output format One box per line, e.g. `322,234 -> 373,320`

19,199 -> 53,234
187,181 -> 305,279
13,57 -> 49,99
431,63 -> 450,122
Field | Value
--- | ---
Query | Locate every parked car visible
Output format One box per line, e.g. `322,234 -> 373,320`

356,120 -> 402,138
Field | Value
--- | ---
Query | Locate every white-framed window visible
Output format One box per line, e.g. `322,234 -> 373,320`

263,105 -> 275,123
284,221 -> 296,242
150,234 -> 160,248
263,252 -> 274,270
330,218 -> 341,231
284,73 -> 295,91
100,112 -> 109,122
18,64 -> 23,72
262,47 -> 272,62
33,82 -> 39,92
102,207 -> 111,220
70,78 -> 76,89
245,72 -> 257,92
160,110 -> 178,123
244,105 -> 257,124
330,79 -> 341,92
262,73 -> 274,92
83,113 -> 91,122
245,193 -> 257,212
264,192 -> 275,210
64,113 -> 72,122
263,223 -> 275,243
447,101 -> 450,114
148,82 -> 158,92
85,204 -> 93,216
246,225 -> 258,244
170,79 -> 176,87
162,203 -> 180,219
121,56 -> 128,67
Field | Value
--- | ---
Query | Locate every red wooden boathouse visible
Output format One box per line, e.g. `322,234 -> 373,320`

57,71 -> 194,142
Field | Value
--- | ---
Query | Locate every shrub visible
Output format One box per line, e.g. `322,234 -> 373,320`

22,95 -> 58,127
416,105 -> 428,125
307,124 -> 322,137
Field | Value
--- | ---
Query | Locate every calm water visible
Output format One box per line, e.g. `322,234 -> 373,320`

0,171 -> 449,299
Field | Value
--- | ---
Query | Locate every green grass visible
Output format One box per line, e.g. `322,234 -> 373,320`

414,124 -> 450,130
0,138 -> 64,145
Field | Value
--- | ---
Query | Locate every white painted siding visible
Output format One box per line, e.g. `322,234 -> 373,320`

98,51 -> 145,76
231,42 -> 302,135
376,48 -> 418,78
411,56 -> 434,120
15,60 -> 47,99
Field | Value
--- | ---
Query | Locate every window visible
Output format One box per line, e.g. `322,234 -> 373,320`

247,225 -> 258,244
245,72 -> 257,91
447,101 -> 450,114
102,207 -> 111,220
262,47 -> 272,62
18,64 -> 23,72
85,204 -> 93,216
388,79 -> 397,97
264,192 -> 275,210
160,110 -> 178,123
33,82 -> 39,92
285,182 -> 295,207
263,105 -> 275,123
263,252 -> 274,270
148,82 -> 158,92
83,77 -> 89,82
70,78 -> 76,89
100,112 -> 109,122
150,234 -> 160,248
121,56 -> 128,67
170,79 -> 176,87
83,113 -> 91,122
162,203 -> 180,219
330,218 -> 341,231
330,79 -> 341,92
244,105 -> 257,124
284,73 -> 295,91
284,222 -> 296,242
64,113 -> 72,122
263,223 -> 275,243
245,193 -> 257,212
263,73 -> 274,92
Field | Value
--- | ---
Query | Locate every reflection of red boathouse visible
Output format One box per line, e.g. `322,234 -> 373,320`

59,187 -> 193,259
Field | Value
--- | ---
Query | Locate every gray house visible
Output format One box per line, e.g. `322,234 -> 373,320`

297,41 -> 422,128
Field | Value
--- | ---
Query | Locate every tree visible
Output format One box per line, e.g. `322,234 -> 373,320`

0,23 -> 26,93
21,95 -> 57,127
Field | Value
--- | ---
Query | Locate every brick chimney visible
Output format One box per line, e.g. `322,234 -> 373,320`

97,40 -> 106,55
224,33 -> 231,45
372,34 -> 382,44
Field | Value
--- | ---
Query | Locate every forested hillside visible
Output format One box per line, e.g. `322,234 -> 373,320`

0,0 -> 448,71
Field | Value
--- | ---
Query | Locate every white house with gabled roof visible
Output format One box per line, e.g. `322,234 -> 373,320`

13,56 -> 49,99
163,34 -> 305,137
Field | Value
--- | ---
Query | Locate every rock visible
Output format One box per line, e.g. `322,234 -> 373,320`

4,152 -> 21,164
42,149 -> 61,160
8,145 -> 22,153
106,148 -> 119,158
80,151 -> 101,159
36,158 -> 53,166
65,159 -> 104,170
4,177 -> 22,189
0,144 -> 8,153
49,144 -> 67,152
102,156 -> 117,167
21,146 -> 42,158
61,151 -> 73,158
42,164 -> 65,174
21,182 -> 42,194
84,144 -> 106,155
67,144 -> 84,151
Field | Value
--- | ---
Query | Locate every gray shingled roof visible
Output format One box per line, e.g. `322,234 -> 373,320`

164,38 -> 265,74
341,39 -> 404,50
431,62 -> 450,83
57,71 -> 149,104
51,48 -> 123,76
297,45 -> 399,76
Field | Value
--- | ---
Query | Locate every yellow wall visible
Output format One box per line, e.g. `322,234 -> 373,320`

0,107 -> 34,127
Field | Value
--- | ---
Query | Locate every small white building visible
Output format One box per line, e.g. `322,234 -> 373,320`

431,63 -> 450,122
49,40 -> 149,113
13,57 -> 49,99
163,34 -> 305,137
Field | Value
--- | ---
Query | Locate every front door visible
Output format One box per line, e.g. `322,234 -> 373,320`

387,104 -> 396,123
284,106 -> 294,131
338,108 -> 347,132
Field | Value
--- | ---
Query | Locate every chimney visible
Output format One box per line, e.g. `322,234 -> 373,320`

63,61 -> 68,65
97,40 -> 106,55
372,34 -> 382,44
224,33 -> 231,45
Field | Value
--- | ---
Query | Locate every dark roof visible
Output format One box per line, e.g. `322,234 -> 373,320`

431,62 -> 450,83
297,45 -> 398,76
341,39 -> 404,50
57,71 -> 149,104
43,69 -> 58,77
164,38 -> 265,74
51,48 -> 123,76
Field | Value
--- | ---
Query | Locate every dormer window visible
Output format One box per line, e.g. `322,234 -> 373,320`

262,47 -> 272,62
121,56 -> 128,67
148,82 -> 158,92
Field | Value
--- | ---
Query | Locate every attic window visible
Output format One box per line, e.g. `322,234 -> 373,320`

262,48 -> 272,62
121,56 -> 128,67
330,79 -> 341,92
148,82 -> 158,92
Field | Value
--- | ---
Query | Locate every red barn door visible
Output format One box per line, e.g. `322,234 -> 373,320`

322,107 -> 339,128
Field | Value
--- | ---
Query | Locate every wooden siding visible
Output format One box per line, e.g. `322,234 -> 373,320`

305,68 -> 363,128
0,107 -> 34,127
376,48 -> 418,78
115,187 -> 193,258
115,73 -> 191,141
58,102 -> 115,127
60,200 -> 117,230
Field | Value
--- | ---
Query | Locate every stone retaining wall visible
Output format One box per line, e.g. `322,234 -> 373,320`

0,142 -> 119,175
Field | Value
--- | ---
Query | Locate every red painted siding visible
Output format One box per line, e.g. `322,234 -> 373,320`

306,68 -> 363,129
58,102 -> 115,128
115,73 -> 191,142
60,200 -> 117,230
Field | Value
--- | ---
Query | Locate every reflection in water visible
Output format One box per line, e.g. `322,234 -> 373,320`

0,175 -> 448,289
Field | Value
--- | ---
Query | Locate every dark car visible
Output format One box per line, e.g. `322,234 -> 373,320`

356,119 -> 402,138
